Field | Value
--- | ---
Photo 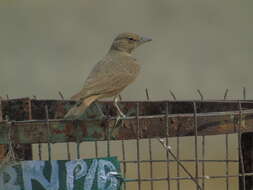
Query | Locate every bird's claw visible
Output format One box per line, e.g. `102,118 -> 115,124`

118,111 -> 126,118
114,114 -> 126,128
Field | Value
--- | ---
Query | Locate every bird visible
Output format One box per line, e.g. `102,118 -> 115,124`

64,32 -> 152,119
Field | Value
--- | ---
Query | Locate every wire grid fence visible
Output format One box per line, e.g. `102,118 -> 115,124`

28,100 -> 249,190
1,88 -> 252,190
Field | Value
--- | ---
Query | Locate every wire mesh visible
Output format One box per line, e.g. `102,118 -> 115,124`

1,99 -> 252,190
28,101 -> 251,190
31,135 -> 246,190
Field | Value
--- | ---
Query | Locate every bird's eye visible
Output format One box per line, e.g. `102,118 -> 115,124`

128,37 -> 136,41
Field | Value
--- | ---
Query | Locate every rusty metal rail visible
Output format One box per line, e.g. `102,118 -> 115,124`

0,110 -> 253,144
1,99 -> 253,144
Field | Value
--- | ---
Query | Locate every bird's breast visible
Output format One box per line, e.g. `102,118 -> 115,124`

117,57 -> 140,75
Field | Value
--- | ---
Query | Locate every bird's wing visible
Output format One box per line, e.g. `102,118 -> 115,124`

71,55 -> 140,100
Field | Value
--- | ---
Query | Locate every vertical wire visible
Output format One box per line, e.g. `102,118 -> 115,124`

201,136 -> 205,190
121,140 -> 127,190
119,93 -> 125,189
146,88 -> 154,190
7,122 -> 16,161
58,92 -> 71,160
45,105 -> 51,161
238,101 -> 246,190
63,95 -> 71,160
145,88 -> 150,101
27,98 -> 40,161
148,138 -> 154,190
76,142 -> 80,159
38,143 -> 42,160
28,99 -> 33,161
193,102 -> 199,190
95,141 -> 98,158
28,98 -> 32,120
76,121 -> 80,159
225,134 -> 229,190
224,89 -> 229,100
197,90 -> 203,101
176,99 -> 180,190
107,124 -> 111,157
0,98 -> 5,160
165,102 -> 171,190
169,90 -> 177,101
136,102 -> 141,190
0,97 -> 2,122
243,87 -> 246,100
176,136 -> 180,190
67,142 -> 71,160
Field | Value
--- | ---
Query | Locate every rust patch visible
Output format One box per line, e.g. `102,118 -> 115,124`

92,131 -> 103,139
79,122 -> 88,137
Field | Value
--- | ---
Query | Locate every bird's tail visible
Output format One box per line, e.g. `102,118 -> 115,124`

64,96 -> 97,119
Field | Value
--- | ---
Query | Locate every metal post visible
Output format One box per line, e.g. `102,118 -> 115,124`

241,132 -> 253,189
238,102 -> 246,190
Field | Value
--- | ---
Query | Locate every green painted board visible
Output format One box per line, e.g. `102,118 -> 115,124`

0,157 -> 122,190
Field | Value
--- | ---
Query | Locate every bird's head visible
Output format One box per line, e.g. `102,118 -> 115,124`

110,32 -> 152,53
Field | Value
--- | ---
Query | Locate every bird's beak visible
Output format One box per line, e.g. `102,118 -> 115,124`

140,36 -> 152,43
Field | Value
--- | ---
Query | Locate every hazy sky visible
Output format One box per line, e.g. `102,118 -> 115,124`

0,0 -> 252,100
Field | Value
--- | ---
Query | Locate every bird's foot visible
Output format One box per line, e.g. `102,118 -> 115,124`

114,114 -> 126,128
118,110 -> 126,118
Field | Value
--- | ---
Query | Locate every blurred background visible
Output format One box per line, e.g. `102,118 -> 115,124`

0,0 -> 251,189
0,0 -> 252,100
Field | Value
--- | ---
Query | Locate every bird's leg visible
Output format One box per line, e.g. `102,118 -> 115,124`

112,96 -> 126,127
113,96 -> 125,117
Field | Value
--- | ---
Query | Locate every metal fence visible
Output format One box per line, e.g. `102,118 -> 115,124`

1,97 -> 253,190
32,134 -> 239,190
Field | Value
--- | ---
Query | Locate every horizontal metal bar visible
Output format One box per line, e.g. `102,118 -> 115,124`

4,108 -> 253,123
120,159 -> 238,164
4,97 -> 253,103
124,172 -> 253,182
1,109 -> 253,144
2,98 -> 253,121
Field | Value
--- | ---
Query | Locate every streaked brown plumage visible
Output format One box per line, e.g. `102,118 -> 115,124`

65,32 -> 152,118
